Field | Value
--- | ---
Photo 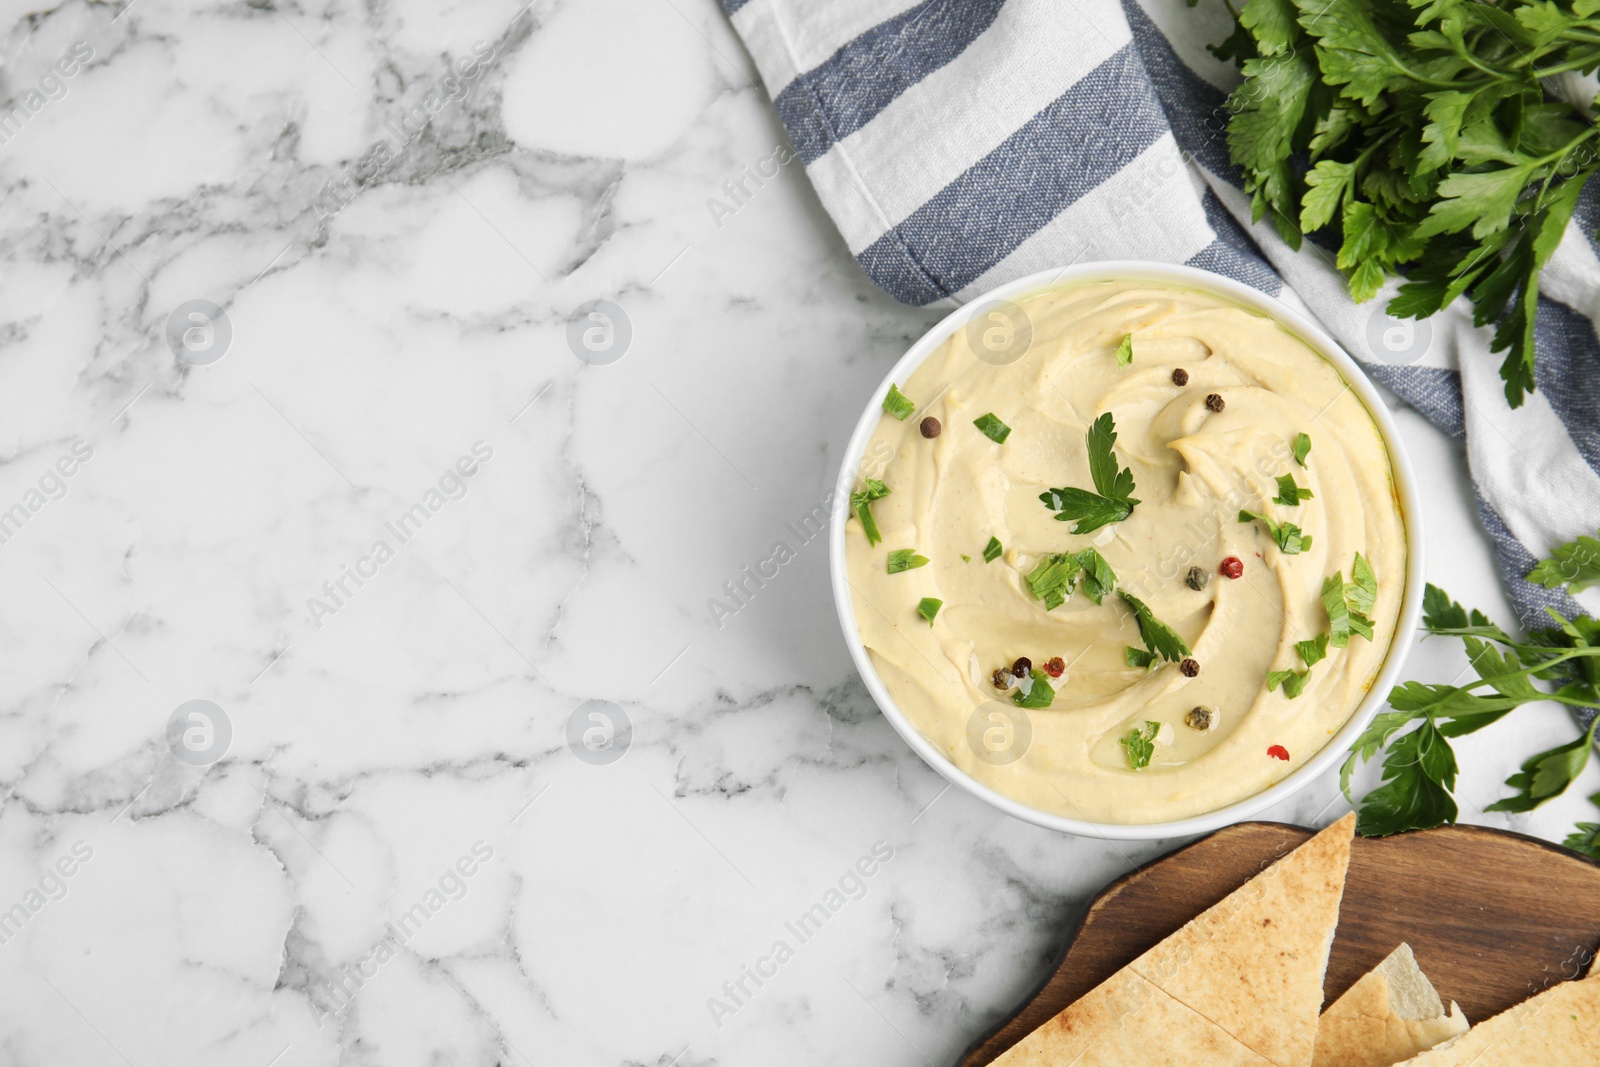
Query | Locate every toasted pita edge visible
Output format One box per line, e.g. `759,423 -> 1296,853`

989,968 -> 1276,1067
1391,966 -> 1600,1066
1129,812 -> 1356,1067
1313,943 -> 1469,1067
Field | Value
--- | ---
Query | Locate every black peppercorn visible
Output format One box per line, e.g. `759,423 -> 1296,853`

1185,706 -> 1214,730
1011,657 -> 1032,677
1171,368 -> 1189,386
1186,565 -> 1209,592
920,416 -> 941,439
1179,658 -> 1200,677
1205,393 -> 1225,413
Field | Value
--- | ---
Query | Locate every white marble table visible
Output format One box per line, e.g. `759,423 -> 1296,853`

0,1 -> 1595,1064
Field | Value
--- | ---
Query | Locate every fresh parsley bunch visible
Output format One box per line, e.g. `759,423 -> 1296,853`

1342,527 -> 1600,856
1218,0 -> 1600,407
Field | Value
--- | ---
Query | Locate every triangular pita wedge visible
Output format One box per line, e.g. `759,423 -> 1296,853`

1126,812 -> 1356,1067
1313,943 -> 1467,1067
1391,968 -> 1600,1066
990,968 -> 1275,1066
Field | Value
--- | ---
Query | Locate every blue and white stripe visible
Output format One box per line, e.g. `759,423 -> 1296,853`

722,0 -> 1600,674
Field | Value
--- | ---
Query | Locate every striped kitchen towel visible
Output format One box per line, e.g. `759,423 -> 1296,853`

719,0 -> 1600,650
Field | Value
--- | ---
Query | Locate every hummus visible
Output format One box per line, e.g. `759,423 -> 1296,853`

846,281 -> 1405,824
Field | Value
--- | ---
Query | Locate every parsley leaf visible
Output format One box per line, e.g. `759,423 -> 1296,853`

1485,719 -> 1600,814
1297,632 -> 1329,667
1121,721 -> 1162,770
1353,719 -> 1460,838
1349,553 -> 1378,616
1527,528 -> 1600,594
883,384 -> 915,420
1115,334 -> 1133,366
916,598 -> 941,626
1025,553 -> 1081,611
886,549 -> 929,574
1087,412 -> 1136,501
1322,557 -> 1377,647
1275,473 -> 1314,506
850,478 -> 890,547
973,412 -> 1011,443
1293,432 -> 1312,467
1267,668 -> 1309,698
983,536 -> 1003,563
1073,547 -> 1118,605
1012,668 -> 1056,709
1039,489 -> 1134,535
1125,646 -> 1158,670
1566,798 -> 1600,861
1239,510 -> 1312,554
1039,413 -> 1140,535
1120,592 -> 1191,663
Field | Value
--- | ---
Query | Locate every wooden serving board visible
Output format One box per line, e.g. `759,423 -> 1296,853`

960,822 -> 1600,1067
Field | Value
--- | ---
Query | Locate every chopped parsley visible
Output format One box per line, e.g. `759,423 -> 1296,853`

961,554 -> 971,562
973,412 -> 1011,443
1039,412 -> 1141,535
1322,554 -> 1377,647
1297,632 -> 1330,668
883,383 -> 915,420
916,597 -> 942,625
886,549 -> 929,574
1267,669 -> 1310,699
1012,668 -> 1056,709
1073,547 -> 1117,605
1115,334 -> 1133,366
983,536 -> 1003,563
1025,553 -> 1082,610
1269,631 -> 1327,700
1239,510 -> 1313,554
1125,646 -> 1158,670
1121,721 -> 1161,770
1120,592 -> 1191,663
1293,432 -> 1312,468
849,478 -> 890,547
1275,473 -> 1314,506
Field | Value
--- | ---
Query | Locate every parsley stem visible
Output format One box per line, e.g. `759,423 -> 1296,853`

1530,128 -> 1599,170
1445,646 -> 1600,699
1531,54 -> 1600,77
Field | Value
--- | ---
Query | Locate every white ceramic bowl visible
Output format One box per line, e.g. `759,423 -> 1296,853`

829,261 -> 1424,840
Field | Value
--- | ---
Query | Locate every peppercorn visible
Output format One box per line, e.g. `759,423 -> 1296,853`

920,416 -> 941,439
991,668 -> 1012,690
1044,656 -> 1065,678
1011,657 -> 1032,678
1220,557 -> 1244,579
1185,706 -> 1214,731
1171,368 -> 1189,386
1179,658 -> 1200,677
1186,565 -> 1209,591
1205,392 -> 1225,412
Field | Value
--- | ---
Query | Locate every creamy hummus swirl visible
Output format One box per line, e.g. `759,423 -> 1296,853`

846,281 -> 1406,824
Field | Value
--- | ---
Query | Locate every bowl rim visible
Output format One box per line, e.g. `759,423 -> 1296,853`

827,260 -> 1425,841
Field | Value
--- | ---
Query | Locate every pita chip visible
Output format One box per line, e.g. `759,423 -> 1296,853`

993,815 -> 1355,1067
1313,943 -> 1467,1067
990,968 -> 1275,1067
1126,812 -> 1356,1067
1390,968 -> 1600,1066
